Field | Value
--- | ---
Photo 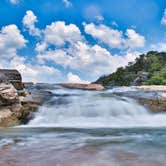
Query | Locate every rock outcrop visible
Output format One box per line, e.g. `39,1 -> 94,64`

0,83 -> 19,106
134,86 -> 166,112
0,83 -> 54,127
0,69 -> 56,127
134,85 -> 166,91
0,83 -> 22,127
19,89 -> 54,124
112,86 -> 166,112
0,69 -> 24,90
60,83 -> 105,91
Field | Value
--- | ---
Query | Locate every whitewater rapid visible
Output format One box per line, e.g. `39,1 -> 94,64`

26,86 -> 166,128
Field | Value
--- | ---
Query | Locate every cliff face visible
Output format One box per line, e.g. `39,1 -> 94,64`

0,69 -> 24,90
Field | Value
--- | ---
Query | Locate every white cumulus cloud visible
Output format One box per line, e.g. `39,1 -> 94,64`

84,23 -> 145,49
125,29 -> 145,49
67,72 -> 89,83
0,24 -> 27,58
0,55 -> 62,83
9,0 -> 19,4
151,42 -> 166,52
20,11 -> 141,82
43,21 -> 82,47
62,0 -> 72,8
161,9 -> 166,25
22,10 -> 41,36
37,41 -> 139,80
84,23 -> 124,49
0,22 -> 61,83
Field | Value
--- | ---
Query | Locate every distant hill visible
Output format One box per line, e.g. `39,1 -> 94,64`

95,51 -> 166,86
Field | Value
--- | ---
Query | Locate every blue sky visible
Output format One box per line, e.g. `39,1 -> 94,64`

0,0 -> 166,83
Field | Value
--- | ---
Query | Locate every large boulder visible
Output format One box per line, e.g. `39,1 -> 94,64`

0,83 -> 19,106
0,103 -> 23,127
0,83 -> 23,127
0,69 -> 24,90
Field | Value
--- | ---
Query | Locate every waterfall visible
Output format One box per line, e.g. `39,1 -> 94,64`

27,86 -> 166,128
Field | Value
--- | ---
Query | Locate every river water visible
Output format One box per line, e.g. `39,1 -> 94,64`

0,85 -> 166,166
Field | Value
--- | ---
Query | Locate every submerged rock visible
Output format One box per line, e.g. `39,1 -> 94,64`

60,83 -> 105,91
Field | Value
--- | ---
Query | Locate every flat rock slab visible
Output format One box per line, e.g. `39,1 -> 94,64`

60,83 -> 105,91
111,86 -> 166,112
134,85 -> 166,91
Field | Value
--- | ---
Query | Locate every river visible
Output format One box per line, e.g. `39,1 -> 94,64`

0,85 -> 166,166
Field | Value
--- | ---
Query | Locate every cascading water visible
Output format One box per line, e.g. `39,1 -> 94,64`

1,85 -> 166,166
27,86 -> 166,128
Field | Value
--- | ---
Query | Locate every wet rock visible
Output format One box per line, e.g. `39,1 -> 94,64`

133,86 -> 166,112
22,90 -> 54,104
18,90 -> 54,124
60,83 -> 105,91
112,86 -> 166,112
138,94 -> 166,112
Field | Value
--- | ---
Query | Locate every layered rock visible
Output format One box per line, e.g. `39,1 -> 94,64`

0,83 -> 22,127
0,69 -> 24,90
0,69 -> 55,127
0,83 -> 19,105
138,97 -> 166,112
134,85 -> 166,91
134,86 -> 166,112
0,83 -> 54,127
112,86 -> 166,112
60,83 -> 105,91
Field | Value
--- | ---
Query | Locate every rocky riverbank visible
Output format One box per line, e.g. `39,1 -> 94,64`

0,70 -> 53,127
0,69 -> 166,127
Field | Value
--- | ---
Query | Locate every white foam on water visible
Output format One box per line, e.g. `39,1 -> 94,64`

24,87 -> 166,128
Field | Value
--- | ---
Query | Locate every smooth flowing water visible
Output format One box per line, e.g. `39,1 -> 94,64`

0,85 -> 166,166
